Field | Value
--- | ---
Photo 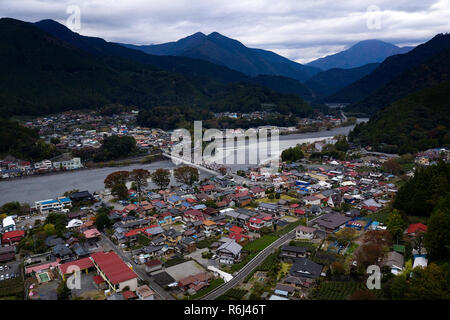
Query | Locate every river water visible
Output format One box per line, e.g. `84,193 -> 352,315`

0,119 -> 367,206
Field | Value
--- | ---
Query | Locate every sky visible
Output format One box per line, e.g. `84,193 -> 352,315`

1,0 -> 449,63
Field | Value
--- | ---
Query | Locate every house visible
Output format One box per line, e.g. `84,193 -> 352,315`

405,223 -> 427,238
282,258 -> 323,288
381,251 -> 404,275
144,259 -> 163,273
0,246 -> 16,263
313,212 -> 351,232
51,153 -> 83,170
250,187 -> 265,198
136,285 -> 155,300
2,216 -> 16,232
90,251 -> 138,292
35,197 -> 72,214
295,225 -> 316,240
2,230 -> 25,245
216,239 -> 242,264
58,257 -> 95,280
258,202 -> 279,214
178,272 -> 213,293
279,245 -> 308,262
303,195 -> 321,206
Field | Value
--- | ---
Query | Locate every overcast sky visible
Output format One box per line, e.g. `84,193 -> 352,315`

1,0 -> 449,63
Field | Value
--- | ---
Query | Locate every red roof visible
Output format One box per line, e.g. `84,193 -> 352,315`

145,259 -> 163,267
93,275 -> 105,284
201,185 -> 215,191
294,209 -> 305,215
122,290 -> 136,300
59,257 -> 94,275
229,226 -> 244,234
124,227 -> 146,238
2,230 -> 25,241
90,251 -> 138,284
407,223 -> 427,234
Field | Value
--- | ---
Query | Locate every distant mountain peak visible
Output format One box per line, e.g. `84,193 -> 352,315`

307,39 -> 414,70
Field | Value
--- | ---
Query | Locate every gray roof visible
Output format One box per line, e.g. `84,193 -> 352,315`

289,258 -> 323,279
217,239 -> 242,256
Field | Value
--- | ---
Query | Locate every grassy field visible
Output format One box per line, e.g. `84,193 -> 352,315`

255,195 -> 298,203
243,235 -> 278,253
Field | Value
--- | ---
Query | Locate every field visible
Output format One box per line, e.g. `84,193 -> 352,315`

243,235 -> 278,253
311,281 -> 367,300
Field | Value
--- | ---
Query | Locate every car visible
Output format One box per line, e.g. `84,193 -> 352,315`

4,274 -> 9,280
0,275 -> 4,281
3,265 -> 8,270
0,266 -> 3,272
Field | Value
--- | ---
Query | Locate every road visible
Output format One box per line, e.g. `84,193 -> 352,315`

201,214 -> 324,300
99,233 -> 175,300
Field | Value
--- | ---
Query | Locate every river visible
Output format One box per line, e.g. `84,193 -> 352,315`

0,119 -> 367,206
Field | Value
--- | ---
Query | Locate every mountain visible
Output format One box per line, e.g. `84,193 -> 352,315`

35,20 -> 315,101
306,39 -> 413,70
327,33 -> 450,106
348,79 -> 450,154
304,63 -> 380,98
0,18 -> 313,124
122,32 -> 321,82
346,43 -> 450,116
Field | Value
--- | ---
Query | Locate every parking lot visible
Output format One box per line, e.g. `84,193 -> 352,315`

0,261 -> 21,282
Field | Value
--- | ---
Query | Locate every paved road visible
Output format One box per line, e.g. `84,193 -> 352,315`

99,233 -> 175,300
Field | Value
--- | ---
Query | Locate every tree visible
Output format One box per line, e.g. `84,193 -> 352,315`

151,168 -> 171,189
382,158 -> 402,175
424,209 -> 450,260
406,263 -> 450,299
129,169 -> 150,204
173,166 -> 199,185
95,209 -> 112,231
386,210 -> 407,242
111,183 -> 128,200
43,223 -> 56,236
57,280 -> 71,300
104,171 -> 130,189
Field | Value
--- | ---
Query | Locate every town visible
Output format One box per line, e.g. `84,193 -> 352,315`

0,109 -> 354,180
1,123 -> 448,300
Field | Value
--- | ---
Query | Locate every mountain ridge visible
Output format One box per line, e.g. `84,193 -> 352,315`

306,39 -> 413,70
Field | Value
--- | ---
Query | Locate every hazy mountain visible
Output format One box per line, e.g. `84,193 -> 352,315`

304,63 -> 380,98
122,32 -> 321,82
35,20 -> 315,101
0,18 -> 313,121
306,39 -> 413,70
327,33 -> 450,106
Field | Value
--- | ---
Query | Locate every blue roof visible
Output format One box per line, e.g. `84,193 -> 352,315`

193,204 -> 206,210
58,197 -> 71,203
41,199 -> 59,205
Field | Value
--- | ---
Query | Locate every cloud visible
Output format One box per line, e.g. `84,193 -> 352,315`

1,0 -> 449,63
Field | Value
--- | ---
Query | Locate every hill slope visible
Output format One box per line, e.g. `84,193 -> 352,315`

346,44 -> 450,115
306,39 -> 412,70
348,79 -> 450,154
35,20 -> 315,101
328,34 -> 450,105
305,63 -> 380,98
0,18 -> 313,123
122,32 -> 320,82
